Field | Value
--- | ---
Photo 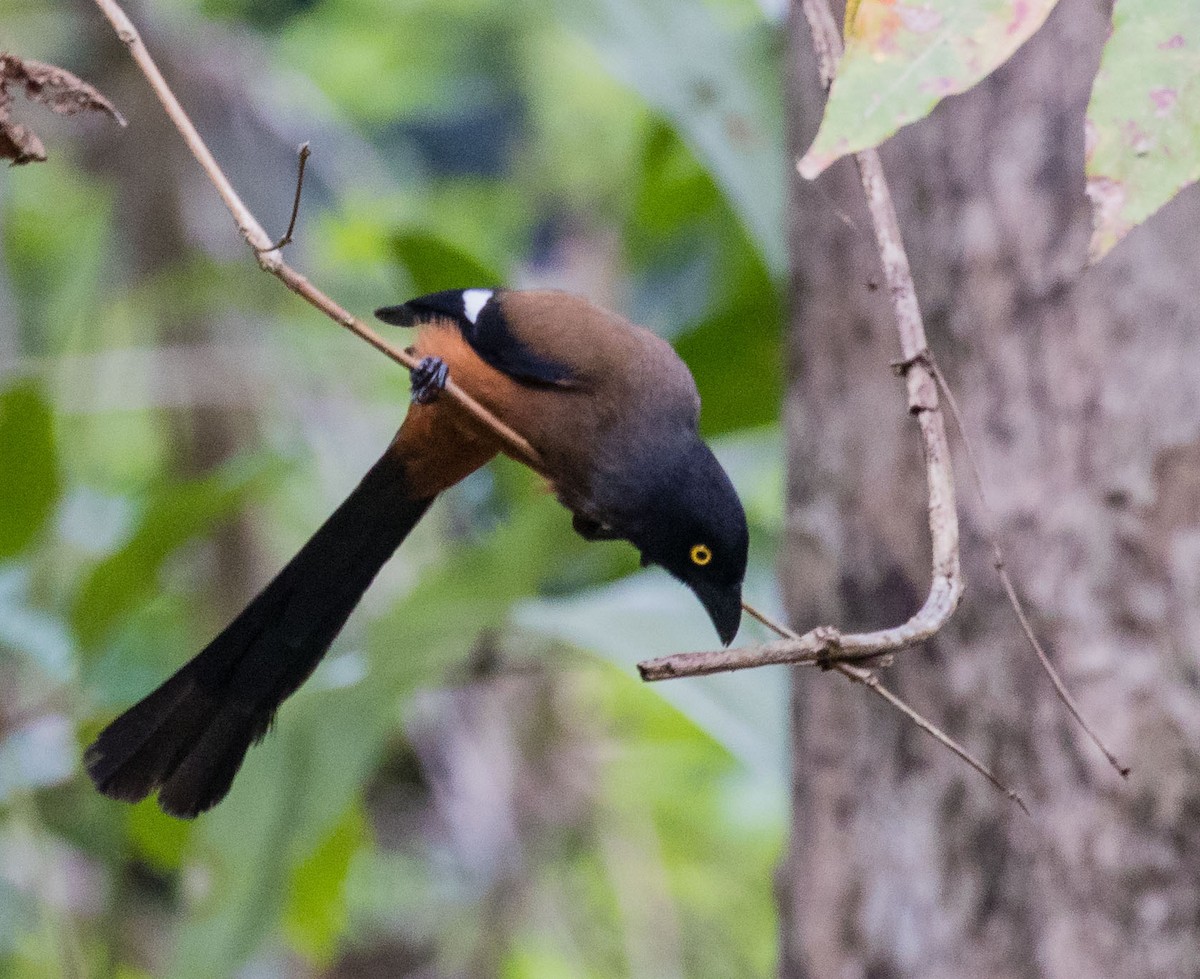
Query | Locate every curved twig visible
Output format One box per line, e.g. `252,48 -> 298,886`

640,6 -> 962,682
254,141 -> 309,253
637,1 -> 1036,808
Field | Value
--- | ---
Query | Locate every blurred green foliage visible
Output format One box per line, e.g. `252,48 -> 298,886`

0,0 -> 788,975
0,384 -> 60,560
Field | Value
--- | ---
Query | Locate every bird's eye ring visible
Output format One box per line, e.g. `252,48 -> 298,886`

690,544 -> 712,566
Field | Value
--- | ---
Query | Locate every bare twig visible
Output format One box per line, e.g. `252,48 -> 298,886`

736,604 -> 1026,812
635,0 -> 1035,808
254,141 -> 310,253
798,0 -> 842,89
91,0 -> 542,473
844,661 -> 1028,814
926,359 -> 1130,777
640,5 -> 961,682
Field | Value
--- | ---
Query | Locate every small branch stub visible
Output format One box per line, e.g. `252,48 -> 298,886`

255,142 -> 310,254
91,0 -> 542,472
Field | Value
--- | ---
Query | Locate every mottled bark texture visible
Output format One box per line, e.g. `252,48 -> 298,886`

780,1 -> 1200,977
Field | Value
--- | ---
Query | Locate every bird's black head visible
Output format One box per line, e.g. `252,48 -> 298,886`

632,442 -> 748,645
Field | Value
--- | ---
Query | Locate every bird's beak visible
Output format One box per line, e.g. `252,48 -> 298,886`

693,580 -> 743,646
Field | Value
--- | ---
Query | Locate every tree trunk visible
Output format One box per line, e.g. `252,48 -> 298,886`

780,1 -> 1200,976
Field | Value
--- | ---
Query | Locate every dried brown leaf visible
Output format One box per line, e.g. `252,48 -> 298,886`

0,119 -> 46,165
0,54 -> 125,123
0,52 -> 124,166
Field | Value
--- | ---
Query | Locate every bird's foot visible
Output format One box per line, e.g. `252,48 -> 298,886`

410,356 -> 449,404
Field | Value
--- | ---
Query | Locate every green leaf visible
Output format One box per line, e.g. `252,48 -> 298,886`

0,381 -> 60,560
556,0 -> 786,275
799,0 -> 1060,178
168,680 -> 392,979
282,803 -> 367,964
515,570 -> 787,791
632,121 -> 723,238
676,261 -> 782,437
0,879 -> 38,957
621,122 -> 784,433
127,797 -> 193,873
502,944 -> 589,979
71,455 -> 278,653
391,229 -> 504,296
1085,1 -> 1200,261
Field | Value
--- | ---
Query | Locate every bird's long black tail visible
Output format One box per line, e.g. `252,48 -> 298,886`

85,451 -> 432,818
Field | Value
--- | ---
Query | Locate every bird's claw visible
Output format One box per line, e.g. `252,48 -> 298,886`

411,356 -> 449,404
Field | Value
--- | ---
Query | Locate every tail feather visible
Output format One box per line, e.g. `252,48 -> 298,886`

85,672 -> 208,802
157,707 -> 265,819
85,451 -> 432,817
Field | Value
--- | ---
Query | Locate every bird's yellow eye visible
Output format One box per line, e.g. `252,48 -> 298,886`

690,544 -> 712,566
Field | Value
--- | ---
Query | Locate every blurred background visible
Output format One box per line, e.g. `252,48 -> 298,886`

0,0 -> 790,975
8,0 -> 1200,976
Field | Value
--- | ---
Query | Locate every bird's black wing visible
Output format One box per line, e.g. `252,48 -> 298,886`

375,289 -> 574,387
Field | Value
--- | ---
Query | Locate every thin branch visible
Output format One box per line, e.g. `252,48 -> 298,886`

927,358 -> 1130,777
843,661 -> 1028,814
91,0 -> 542,473
640,5 -> 961,680
254,141 -> 310,253
634,0 -> 1036,808
737,603 -> 1027,812
641,572 -> 958,678
798,0 -> 842,89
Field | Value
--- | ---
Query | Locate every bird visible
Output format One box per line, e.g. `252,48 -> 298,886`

84,288 -> 749,818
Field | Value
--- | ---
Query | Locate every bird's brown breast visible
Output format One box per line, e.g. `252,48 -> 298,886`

396,295 -> 701,518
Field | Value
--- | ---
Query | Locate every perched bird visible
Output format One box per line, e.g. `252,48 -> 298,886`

85,289 -> 749,818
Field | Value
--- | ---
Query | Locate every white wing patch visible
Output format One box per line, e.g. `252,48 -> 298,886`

462,289 -> 493,324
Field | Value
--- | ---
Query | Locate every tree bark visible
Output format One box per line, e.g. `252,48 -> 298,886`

780,1 -> 1200,976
